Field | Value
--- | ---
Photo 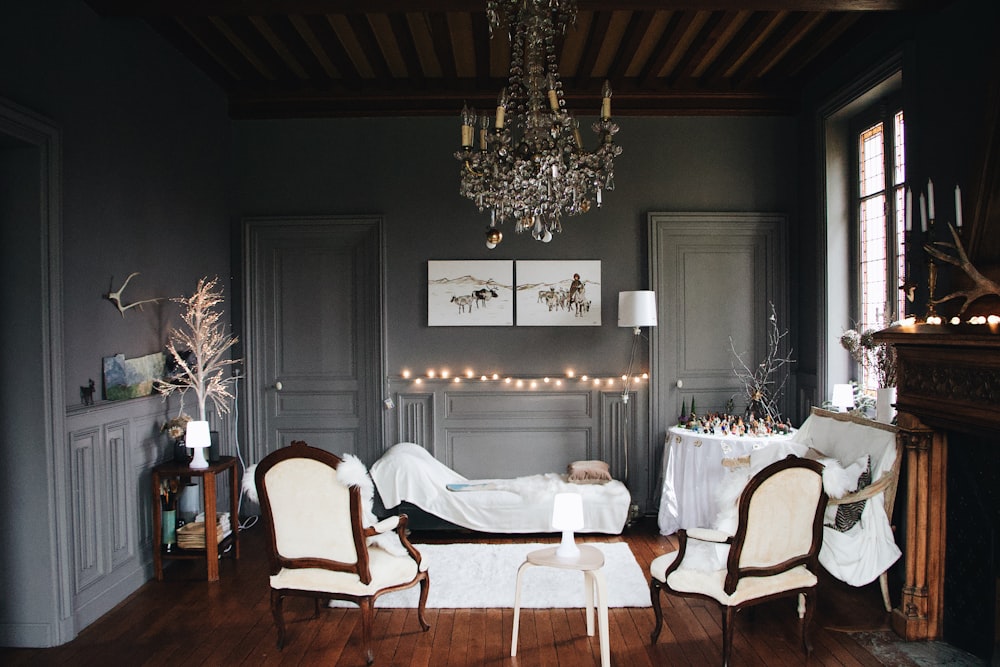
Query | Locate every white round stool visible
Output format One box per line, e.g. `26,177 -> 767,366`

510,544 -> 610,666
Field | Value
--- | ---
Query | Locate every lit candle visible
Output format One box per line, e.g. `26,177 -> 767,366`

479,115 -> 489,150
547,73 -> 559,112
495,88 -> 508,129
460,103 -> 474,148
919,193 -> 927,232
601,80 -> 612,120
955,184 -> 963,227
905,188 -> 912,231
927,178 -> 935,220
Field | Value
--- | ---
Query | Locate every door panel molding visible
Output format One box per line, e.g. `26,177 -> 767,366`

649,212 -> 789,453
243,215 -> 384,463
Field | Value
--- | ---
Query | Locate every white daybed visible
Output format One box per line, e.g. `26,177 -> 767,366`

370,442 -> 631,534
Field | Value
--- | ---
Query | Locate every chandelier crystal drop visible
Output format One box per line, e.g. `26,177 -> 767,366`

455,0 -> 622,248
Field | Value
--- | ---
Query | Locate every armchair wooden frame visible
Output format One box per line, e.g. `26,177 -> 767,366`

650,456 -> 828,666
255,441 -> 430,664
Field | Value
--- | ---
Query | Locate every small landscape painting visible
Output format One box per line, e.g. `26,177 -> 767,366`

515,260 -> 601,326
102,351 -> 166,400
428,260 -> 514,326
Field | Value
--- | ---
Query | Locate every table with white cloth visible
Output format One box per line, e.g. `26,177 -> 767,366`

657,425 -> 796,535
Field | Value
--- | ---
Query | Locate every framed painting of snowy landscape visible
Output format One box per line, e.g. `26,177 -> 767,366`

515,260 -> 601,326
428,260 -> 514,326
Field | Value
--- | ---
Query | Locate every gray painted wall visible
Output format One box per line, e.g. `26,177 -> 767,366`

0,0 -> 230,646
234,114 -> 799,400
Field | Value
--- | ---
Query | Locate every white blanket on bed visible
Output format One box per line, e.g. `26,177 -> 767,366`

370,442 -> 631,534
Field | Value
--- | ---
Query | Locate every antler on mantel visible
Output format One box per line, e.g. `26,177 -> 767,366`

924,223 -> 1000,316
106,272 -> 164,317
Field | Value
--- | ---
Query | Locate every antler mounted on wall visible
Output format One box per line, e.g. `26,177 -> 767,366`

924,223 -> 1000,316
106,272 -> 164,317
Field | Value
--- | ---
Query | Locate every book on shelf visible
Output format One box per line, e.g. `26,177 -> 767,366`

176,512 -> 232,549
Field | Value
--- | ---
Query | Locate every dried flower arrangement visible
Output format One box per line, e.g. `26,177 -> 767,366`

155,276 -> 241,421
160,413 -> 191,442
729,302 -> 795,423
839,316 -> 897,388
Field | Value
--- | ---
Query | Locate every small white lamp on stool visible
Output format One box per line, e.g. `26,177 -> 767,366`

185,420 -> 211,469
513,493 -> 610,665
552,492 -> 584,559
831,383 -> 855,413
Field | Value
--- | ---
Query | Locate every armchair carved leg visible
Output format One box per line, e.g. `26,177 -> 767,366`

359,598 -> 374,665
799,591 -> 816,656
722,607 -> 736,667
649,579 -> 664,643
271,590 -> 286,650
416,575 -> 431,631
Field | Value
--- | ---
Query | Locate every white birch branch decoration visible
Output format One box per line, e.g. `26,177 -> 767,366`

924,222 -> 1000,315
106,272 -> 164,317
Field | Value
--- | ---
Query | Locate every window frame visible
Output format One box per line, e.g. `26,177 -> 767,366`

848,95 -> 904,390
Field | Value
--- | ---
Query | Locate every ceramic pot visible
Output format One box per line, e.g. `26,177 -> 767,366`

876,386 -> 897,424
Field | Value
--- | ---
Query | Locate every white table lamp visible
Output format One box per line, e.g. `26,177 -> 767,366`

186,420 -> 211,469
552,492 -> 585,559
831,384 -> 855,412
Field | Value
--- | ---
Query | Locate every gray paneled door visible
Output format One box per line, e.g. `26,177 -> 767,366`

243,216 -> 383,462
649,212 -> 788,449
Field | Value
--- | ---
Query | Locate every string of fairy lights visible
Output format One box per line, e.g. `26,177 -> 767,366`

395,367 -> 649,389
899,314 -> 1000,327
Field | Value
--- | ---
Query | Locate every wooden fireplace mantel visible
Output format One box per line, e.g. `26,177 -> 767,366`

875,324 -> 1000,640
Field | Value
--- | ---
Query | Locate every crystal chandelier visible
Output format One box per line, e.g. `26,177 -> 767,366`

455,0 -> 622,248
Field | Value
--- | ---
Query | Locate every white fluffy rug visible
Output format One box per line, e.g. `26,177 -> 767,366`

329,542 -> 651,609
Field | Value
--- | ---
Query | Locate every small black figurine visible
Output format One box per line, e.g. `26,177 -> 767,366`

80,379 -> 96,406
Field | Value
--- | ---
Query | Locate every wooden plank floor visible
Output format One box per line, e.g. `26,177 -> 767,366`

1,517 -> 905,666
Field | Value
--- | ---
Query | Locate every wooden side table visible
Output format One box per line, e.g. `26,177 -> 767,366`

151,456 -> 240,582
511,544 -> 610,666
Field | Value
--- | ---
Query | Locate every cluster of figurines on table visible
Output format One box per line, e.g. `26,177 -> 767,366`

677,409 -> 792,437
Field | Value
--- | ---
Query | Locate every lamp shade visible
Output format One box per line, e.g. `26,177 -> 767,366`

831,384 -> 855,412
551,492 -> 584,531
618,291 -> 657,328
185,420 -> 211,469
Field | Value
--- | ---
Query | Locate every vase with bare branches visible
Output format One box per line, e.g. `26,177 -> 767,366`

729,302 -> 795,423
155,276 -> 240,468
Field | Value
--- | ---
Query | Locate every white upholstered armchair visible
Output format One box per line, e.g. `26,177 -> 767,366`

649,456 -> 828,666
255,441 -> 430,664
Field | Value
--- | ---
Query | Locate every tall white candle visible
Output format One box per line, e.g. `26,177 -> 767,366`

927,179 -> 935,220
955,185 -> 963,227
905,188 -> 912,231
919,193 -> 927,232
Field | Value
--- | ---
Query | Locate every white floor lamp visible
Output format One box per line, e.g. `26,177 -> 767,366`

617,290 -> 658,491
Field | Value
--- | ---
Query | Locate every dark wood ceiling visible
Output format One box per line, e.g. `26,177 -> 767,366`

86,1 -> 943,118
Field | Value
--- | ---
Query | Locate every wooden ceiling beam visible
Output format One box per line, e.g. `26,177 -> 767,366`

387,13 -> 425,86
605,11 -> 656,85
226,84 -> 798,119
87,1 -> 937,17
346,14 -> 394,82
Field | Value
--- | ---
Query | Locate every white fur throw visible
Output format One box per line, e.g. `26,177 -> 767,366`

242,463 -> 259,504
678,455 -> 868,573
244,453 -> 408,557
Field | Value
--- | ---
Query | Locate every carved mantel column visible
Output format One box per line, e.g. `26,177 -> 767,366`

892,411 -> 946,640
875,325 -> 1000,642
